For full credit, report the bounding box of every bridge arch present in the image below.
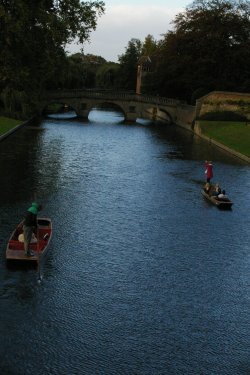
[155,108,173,124]
[42,100,78,118]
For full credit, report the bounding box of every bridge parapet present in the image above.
[45,89,181,107]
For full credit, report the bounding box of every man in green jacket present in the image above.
[23,202,42,257]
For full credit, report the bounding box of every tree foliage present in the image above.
[96,62,120,89]
[117,36,159,91]
[118,38,142,90]
[141,34,158,56]
[0,0,104,117]
[53,53,109,90]
[144,0,250,102]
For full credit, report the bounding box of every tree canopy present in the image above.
[144,0,250,102]
[118,38,142,90]
[0,0,105,117]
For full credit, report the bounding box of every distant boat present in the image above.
[201,186,233,209]
[6,218,52,263]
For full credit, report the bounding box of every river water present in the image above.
[0,110,249,375]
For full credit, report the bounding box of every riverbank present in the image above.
[194,120,250,163]
[0,116,23,135]
[0,116,30,141]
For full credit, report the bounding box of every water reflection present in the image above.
[136,118,153,126]
[89,108,124,123]
[47,110,77,119]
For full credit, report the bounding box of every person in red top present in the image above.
[205,160,213,183]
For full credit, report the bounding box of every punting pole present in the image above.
[33,193,42,283]
[37,225,43,283]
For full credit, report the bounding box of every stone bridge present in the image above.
[39,89,250,130]
[40,89,193,124]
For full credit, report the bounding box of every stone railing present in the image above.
[45,89,181,107]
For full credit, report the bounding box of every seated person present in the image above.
[217,189,229,201]
[204,182,210,193]
[211,184,221,196]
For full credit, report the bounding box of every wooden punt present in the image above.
[201,188,233,209]
[6,218,52,262]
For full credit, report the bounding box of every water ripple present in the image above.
[0,114,250,375]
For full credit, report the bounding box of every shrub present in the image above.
[199,111,247,122]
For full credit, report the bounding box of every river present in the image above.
[0,109,249,375]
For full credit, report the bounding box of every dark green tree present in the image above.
[57,53,107,89]
[145,0,250,101]
[118,38,142,90]
[0,0,105,117]
[96,62,120,89]
[141,34,158,56]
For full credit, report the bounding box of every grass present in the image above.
[199,121,250,158]
[0,116,23,136]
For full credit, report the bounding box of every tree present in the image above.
[56,53,109,90]
[0,0,105,117]
[141,34,158,56]
[118,38,142,90]
[96,62,120,89]
[145,0,250,101]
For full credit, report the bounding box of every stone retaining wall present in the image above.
[196,91,250,120]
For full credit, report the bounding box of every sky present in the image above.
[67,0,192,62]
